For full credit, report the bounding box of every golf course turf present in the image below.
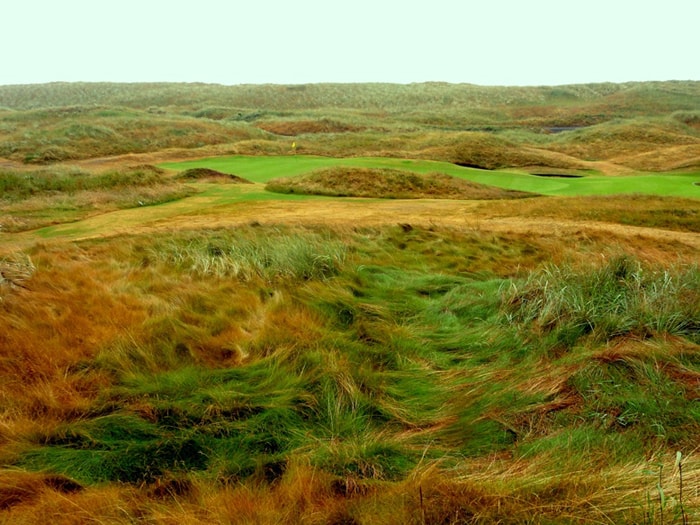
[161,155,700,198]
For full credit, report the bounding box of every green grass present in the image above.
[2,80,700,522]
[19,231,700,470]
[3,223,699,522]
[2,81,697,116]
[161,155,700,197]
[148,228,347,281]
[0,166,197,233]
[3,81,698,176]
[503,256,700,345]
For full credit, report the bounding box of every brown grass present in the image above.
[266,166,534,200]
[177,168,253,184]
[255,119,364,136]
[2,455,696,524]
[419,132,591,171]
[478,194,700,234]
[545,121,700,170]
[0,227,698,523]
[2,82,700,523]
[0,243,146,423]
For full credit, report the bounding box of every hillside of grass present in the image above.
[265,166,535,199]
[1,81,699,172]
[0,164,195,232]
[0,223,698,523]
[1,81,698,114]
[1,80,700,524]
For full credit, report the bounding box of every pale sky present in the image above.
[2,0,698,87]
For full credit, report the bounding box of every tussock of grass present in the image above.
[502,256,700,344]
[150,229,347,281]
[266,166,534,199]
[177,167,253,183]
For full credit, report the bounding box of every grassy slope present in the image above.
[0,224,698,524]
[1,81,700,524]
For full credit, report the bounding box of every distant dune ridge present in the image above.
[0,81,698,173]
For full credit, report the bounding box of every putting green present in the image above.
[160,156,700,198]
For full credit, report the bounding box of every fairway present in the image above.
[161,155,700,198]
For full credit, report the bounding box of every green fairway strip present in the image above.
[161,156,700,198]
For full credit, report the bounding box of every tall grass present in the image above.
[0,165,196,232]
[0,166,168,202]
[2,226,699,523]
[150,229,347,281]
[2,81,697,113]
[502,256,700,345]
[480,194,700,233]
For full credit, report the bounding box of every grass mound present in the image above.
[177,167,253,184]
[423,132,590,171]
[546,119,700,170]
[0,165,168,202]
[124,164,166,175]
[266,166,534,199]
[0,165,195,232]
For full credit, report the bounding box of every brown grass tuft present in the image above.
[177,168,253,183]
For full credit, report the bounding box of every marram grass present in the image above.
[1,226,699,523]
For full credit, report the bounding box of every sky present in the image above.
[2,0,698,87]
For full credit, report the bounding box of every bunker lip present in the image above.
[543,126,587,133]
[454,162,494,170]
[531,173,584,179]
